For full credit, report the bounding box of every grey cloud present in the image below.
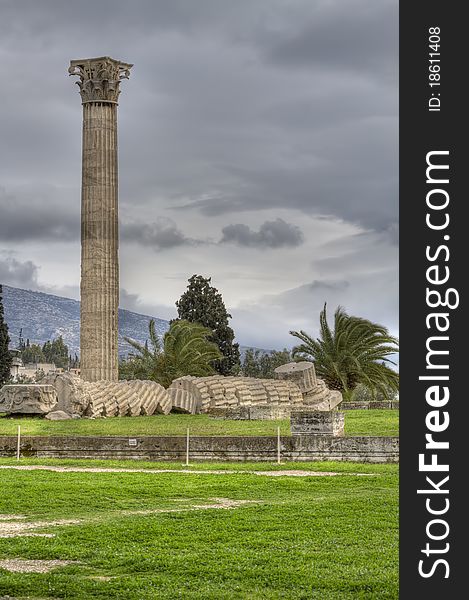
[187,97,396,226]
[0,1,397,234]
[0,254,81,299]
[120,288,176,321]
[221,218,303,249]
[261,0,397,81]
[312,227,398,280]
[0,254,39,289]
[119,289,141,313]
[232,273,398,349]
[120,218,197,251]
[383,222,399,246]
[0,1,398,345]
[0,0,262,40]
[0,186,78,243]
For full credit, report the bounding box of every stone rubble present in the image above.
[0,362,341,419]
[0,384,58,415]
[42,373,172,418]
[167,362,341,415]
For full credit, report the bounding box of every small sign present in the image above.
[128,438,138,447]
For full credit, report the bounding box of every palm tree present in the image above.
[290,304,399,401]
[120,319,162,382]
[120,319,222,387]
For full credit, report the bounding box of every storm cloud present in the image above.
[0,1,398,349]
[0,254,39,289]
[121,218,198,251]
[221,219,303,249]
[0,186,78,243]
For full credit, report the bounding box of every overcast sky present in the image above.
[0,0,398,349]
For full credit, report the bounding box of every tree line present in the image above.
[119,275,399,401]
[17,333,74,370]
[1,277,399,400]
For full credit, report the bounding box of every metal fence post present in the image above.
[16,425,21,461]
[277,426,281,464]
[185,427,190,466]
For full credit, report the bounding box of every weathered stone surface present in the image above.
[36,366,340,420]
[341,401,400,410]
[169,376,210,412]
[167,388,198,414]
[291,411,345,437]
[302,379,342,411]
[208,405,291,420]
[168,370,340,417]
[45,410,73,421]
[84,380,171,418]
[43,375,171,418]
[68,57,132,104]
[43,373,92,415]
[169,375,307,415]
[0,434,399,463]
[274,361,317,393]
[69,56,132,383]
[0,385,58,415]
[127,380,172,415]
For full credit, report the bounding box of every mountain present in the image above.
[1,285,169,358]
[1,285,266,360]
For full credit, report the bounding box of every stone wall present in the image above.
[290,411,345,436]
[208,406,292,420]
[0,435,399,463]
[341,401,400,410]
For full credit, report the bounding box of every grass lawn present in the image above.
[0,459,398,599]
[344,410,399,437]
[0,410,399,438]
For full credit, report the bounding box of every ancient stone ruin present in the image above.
[0,362,341,420]
[0,60,343,434]
[69,56,132,383]
[290,411,345,437]
[168,375,303,415]
[166,361,341,416]
[42,373,171,418]
[0,385,58,415]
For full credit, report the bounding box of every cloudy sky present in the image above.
[0,0,398,349]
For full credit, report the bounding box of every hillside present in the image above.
[1,285,169,358]
[1,285,262,360]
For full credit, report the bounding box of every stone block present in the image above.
[274,361,317,393]
[0,385,58,415]
[45,410,74,421]
[208,405,291,421]
[168,388,198,414]
[43,373,92,415]
[290,411,345,437]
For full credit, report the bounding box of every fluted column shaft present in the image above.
[69,56,132,383]
[80,102,119,382]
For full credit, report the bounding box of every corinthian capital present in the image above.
[68,56,132,104]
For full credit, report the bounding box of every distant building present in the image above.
[19,363,60,381]
[9,349,23,381]
[7,345,76,382]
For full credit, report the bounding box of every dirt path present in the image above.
[0,517,80,538]
[0,499,258,539]
[0,464,371,477]
[0,558,74,573]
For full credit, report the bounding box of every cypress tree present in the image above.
[175,275,240,375]
[0,285,12,385]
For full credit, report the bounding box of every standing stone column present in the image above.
[69,57,132,382]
